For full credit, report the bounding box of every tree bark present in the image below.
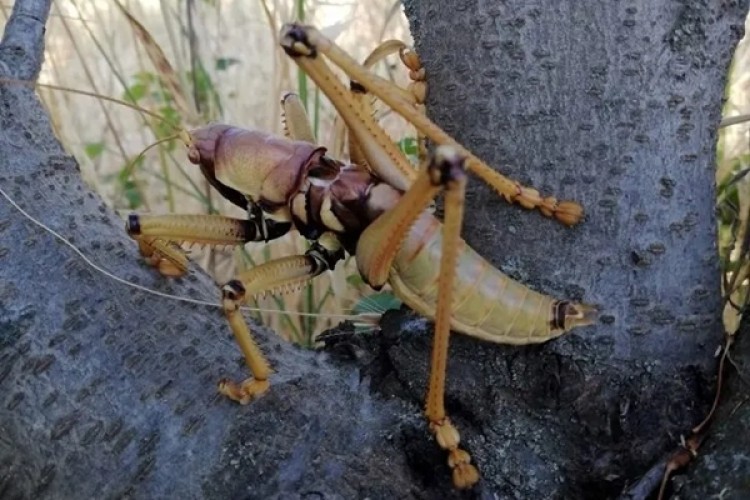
[396,0,748,497]
[1,1,749,499]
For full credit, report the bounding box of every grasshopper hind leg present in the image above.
[352,147,480,489]
[423,148,479,489]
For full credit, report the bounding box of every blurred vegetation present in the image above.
[717,19,750,336]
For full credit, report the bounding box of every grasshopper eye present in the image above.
[125,214,141,236]
[187,146,201,164]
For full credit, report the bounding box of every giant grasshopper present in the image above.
[119,23,597,489]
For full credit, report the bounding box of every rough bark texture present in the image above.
[1,1,749,499]
[397,0,748,496]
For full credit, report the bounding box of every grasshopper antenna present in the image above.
[0,77,194,183]
[121,132,183,181]
[0,78,179,126]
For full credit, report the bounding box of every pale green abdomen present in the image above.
[388,213,561,344]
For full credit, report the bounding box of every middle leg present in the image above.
[126,212,292,276]
[219,232,344,404]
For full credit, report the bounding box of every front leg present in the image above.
[345,40,428,168]
[125,212,344,404]
[126,213,291,276]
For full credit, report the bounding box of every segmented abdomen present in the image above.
[388,212,563,344]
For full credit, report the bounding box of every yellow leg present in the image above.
[281,92,316,143]
[135,236,190,277]
[354,159,438,288]
[346,40,428,169]
[218,234,343,404]
[324,40,418,165]
[280,24,582,226]
[393,45,428,165]
[361,40,420,104]
[424,150,478,489]
[126,213,292,277]
[126,213,344,405]
[220,281,272,404]
[281,29,415,192]
[364,40,427,166]
[353,146,480,488]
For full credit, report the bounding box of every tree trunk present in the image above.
[395,0,748,496]
[1,1,748,499]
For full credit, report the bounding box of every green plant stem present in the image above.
[157,142,175,211]
[313,86,320,139]
[296,0,307,110]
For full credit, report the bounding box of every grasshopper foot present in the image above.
[138,240,188,277]
[127,214,189,277]
[449,449,480,489]
[430,418,479,489]
[218,377,270,405]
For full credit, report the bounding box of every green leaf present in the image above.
[133,71,156,84]
[346,273,365,286]
[120,179,143,209]
[84,142,105,159]
[153,105,181,141]
[397,137,418,156]
[352,291,402,315]
[122,82,147,104]
[215,57,240,71]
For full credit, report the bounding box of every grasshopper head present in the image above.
[186,124,320,214]
[186,123,233,167]
[186,124,248,209]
